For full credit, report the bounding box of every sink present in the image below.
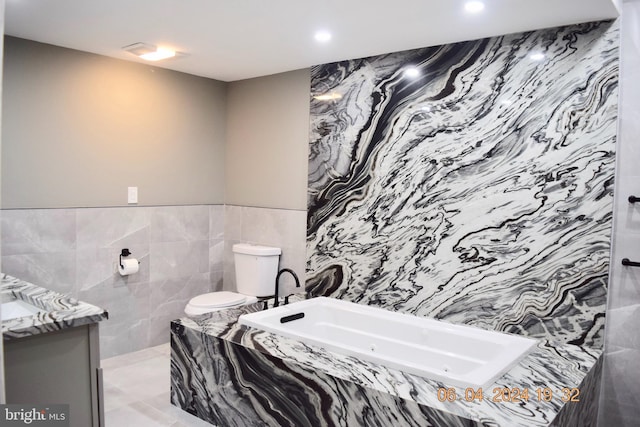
[1,300,43,321]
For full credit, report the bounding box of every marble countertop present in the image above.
[173,300,601,426]
[1,273,108,340]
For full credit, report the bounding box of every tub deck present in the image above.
[170,297,602,427]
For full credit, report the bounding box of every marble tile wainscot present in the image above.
[1,204,224,357]
[170,304,602,427]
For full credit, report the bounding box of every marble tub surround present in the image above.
[306,21,619,349]
[223,205,307,297]
[171,304,602,427]
[1,205,224,357]
[1,273,107,340]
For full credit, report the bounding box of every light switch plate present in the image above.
[128,187,138,204]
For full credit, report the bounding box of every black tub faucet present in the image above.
[274,268,300,308]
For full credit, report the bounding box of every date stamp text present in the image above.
[437,387,580,403]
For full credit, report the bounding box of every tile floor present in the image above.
[102,343,213,427]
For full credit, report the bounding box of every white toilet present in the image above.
[184,243,282,316]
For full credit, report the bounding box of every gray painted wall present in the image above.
[1,37,227,209]
[2,37,310,211]
[225,69,310,210]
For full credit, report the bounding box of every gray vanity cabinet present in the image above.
[4,323,104,427]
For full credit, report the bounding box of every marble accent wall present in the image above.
[1,205,224,357]
[307,21,619,348]
[598,2,640,425]
[223,205,307,297]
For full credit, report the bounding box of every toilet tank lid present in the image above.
[233,243,281,256]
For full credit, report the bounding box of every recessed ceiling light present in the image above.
[140,48,176,61]
[122,42,181,62]
[314,31,332,42]
[464,1,485,13]
[529,52,546,61]
[404,67,421,78]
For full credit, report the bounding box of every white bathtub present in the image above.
[238,297,537,388]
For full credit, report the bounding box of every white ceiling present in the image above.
[4,0,620,82]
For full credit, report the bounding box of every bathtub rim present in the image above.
[238,296,538,388]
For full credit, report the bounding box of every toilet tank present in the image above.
[233,243,281,297]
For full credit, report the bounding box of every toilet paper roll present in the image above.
[118,258,139,276]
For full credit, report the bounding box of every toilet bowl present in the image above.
[184,291,259,316]
[184,243,281,316]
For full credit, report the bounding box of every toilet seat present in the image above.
[189,291,247,309]
[185,291,258,317]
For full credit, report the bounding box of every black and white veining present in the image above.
[171,303,602,426]
[306,21,619,348]
[1,273,108,339]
